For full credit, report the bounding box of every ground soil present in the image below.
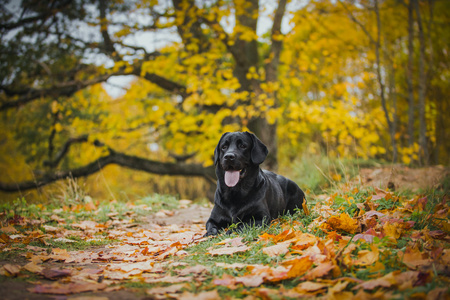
[359,165,449,192]
[1,166,448,299]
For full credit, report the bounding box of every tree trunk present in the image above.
[406,0,415,157]
[374,0,397,162]
[414,0,429,165]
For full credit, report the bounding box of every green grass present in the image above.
[287,153,385,195]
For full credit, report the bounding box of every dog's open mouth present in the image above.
[224,168,246,187]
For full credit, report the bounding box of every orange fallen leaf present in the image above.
[302,261,335,280]
[326,213,359,234]
[282,256,314,279]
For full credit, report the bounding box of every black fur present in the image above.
[205,132,305,236]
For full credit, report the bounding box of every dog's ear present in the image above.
[214,132,230,165]
[245,132,268,165]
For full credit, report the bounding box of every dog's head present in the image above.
[214,132,268,188]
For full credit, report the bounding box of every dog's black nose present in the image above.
[224,153,235,161]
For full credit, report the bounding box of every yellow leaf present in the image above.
[326,213,359,234]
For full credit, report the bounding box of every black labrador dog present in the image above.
[205,132,305,236]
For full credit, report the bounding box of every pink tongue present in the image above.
[225,171,240,187]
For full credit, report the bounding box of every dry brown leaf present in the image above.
[29,282,107,295]
[3,264,21,276]
[176,265,208,276]
[302,261,335,280]
[68,297,109,300]
[295,281,328,292]
[215,237,244,247]
[178,290,220,300]
[146,283,189,297]
[353,271,398,290]
[23,262,44,274]
[212,273,237,289]
[235,275,265,287]
[262,242,290,257]
[401,248,432,269]
[1,225,18,233]
[41,268,72,279]
[108,261,153,273]
[215,262,252,269]
[207,245,250,256]
[143,275,194,284]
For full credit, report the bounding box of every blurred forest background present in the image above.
[0,0,448,203]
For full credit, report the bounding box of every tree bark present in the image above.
[374,0,397,162]
[414,0,429,165]
[406,0,415,156]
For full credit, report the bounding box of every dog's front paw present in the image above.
[204,227,218,237]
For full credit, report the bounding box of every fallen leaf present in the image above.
[215,237,245,247]
[176,265,208,276]
[326,213,359,234]
[207,245,250,256]
[1,225,18,233]
[68,297,109,300]
[53,237,77,243]
[353,271,398,290]
[143,275,194,284]
[178,290,220,300]
[235,275,265,287]
[353,245,379,266]
[302,261,335,280]
[212,273,237,289]
[282,256,314,279]
[108,261,153,273]
[23,262,44,274]
[215,262,251,269]
[295,281,328,292]
[3,264,21,276]
[41,268,72,279]
[29,282,107,295]
[262,242,291,257]
[146,283,189,297]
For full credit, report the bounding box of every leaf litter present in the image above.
[0,183,449,299]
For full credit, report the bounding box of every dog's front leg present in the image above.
[204,205,230,236]
[205,220,219,236]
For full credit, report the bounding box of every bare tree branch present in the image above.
[0,149,215,193]
[43,135,89,168]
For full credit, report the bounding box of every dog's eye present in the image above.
[221,145,228,150]
[239,144,247,149]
